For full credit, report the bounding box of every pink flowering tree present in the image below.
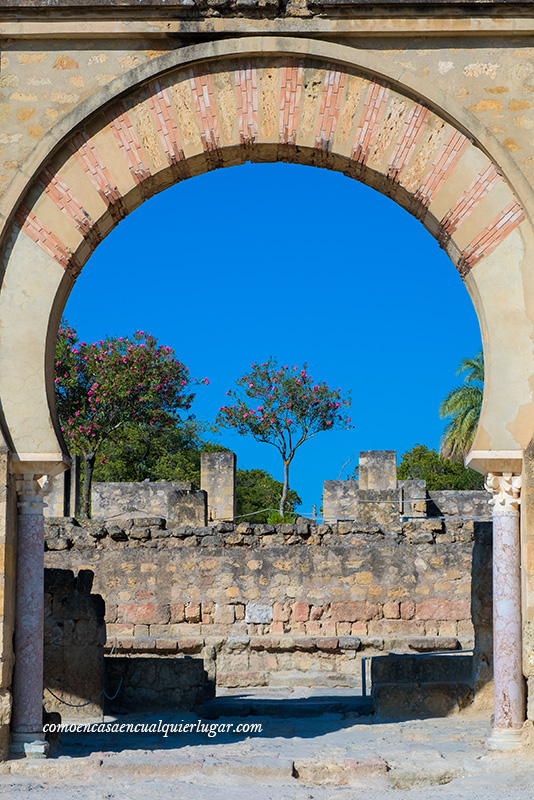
[55,320,206,516]
[217,358,352,517]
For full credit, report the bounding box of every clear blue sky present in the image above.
[63,161,482,513]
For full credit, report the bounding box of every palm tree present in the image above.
[439,351,484,460]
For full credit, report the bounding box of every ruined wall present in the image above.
[201,453,236,523]
[43,567,106,719]
[92,481,207,526]
[105,655,212,712]
[44,515,490,692]
[324,481,491,524]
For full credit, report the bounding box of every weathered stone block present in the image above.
[226,636,250,652]
[368,619,426,637]
[359,451,397,491]
[169,603,185,623]
[273,601,290,622]
[330,602,377,622]
[213,603,235,625]
[338,636,361,650]
[185,603,201,623]
[408,636,460,652]
[400,601,415,620]
[292,602,309,622]
[383,601,400,619]
[201,452,236,523]
[106,656,209,711]
[118,602,170,625]
[245,603,273,624]
[294,637,315,651]
[416,598,471,621]
[316,637,338,652]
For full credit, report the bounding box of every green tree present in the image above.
[217,358,352,515]
[55,320,204,516]
[439,351,484,459]
[397,444,484,490]
[94,421,227,487]
[235,468,301,523]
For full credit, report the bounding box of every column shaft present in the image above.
[486,472,525,750]
[493,510,524,730]
[10,474,48,757]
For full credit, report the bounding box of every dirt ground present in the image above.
[1,690,533,799]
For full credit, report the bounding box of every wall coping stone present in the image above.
[44,516,489,552]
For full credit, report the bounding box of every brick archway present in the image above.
[1,33,533,755]
[0,44,532,472]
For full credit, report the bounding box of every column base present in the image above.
[10,731,49,758]
[487,727,523,751]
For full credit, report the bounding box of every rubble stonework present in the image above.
[43,568,106,719]
[44,513,491,691]
[91,481,207,526]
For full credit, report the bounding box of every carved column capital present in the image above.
[485,472,522,514]
[15,473,48,516]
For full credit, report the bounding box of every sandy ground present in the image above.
[0,690,533,799]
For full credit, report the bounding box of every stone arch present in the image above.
[0,38,533,477]
[2,33,533,756]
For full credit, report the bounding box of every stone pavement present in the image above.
[0,689,533,799]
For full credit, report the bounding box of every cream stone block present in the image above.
[466,227,534,452]
[0,232,64,455]
[53,154,108,223]
[453,177,518,251]
[90,123,137,198]
[168,76,205,159]
[295,65,325,150]
[331,73,369,157]
[212,68,239,149]
[429,146,491,222]
[257,62,280,144]
[366,94,411,174]
[28,193,85,253]
[400,116,450,195]
[124,92,167,175]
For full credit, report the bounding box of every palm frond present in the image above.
[439,351,484,459]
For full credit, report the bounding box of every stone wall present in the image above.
[105,655,212,712]
[92,481,207,526]
[428,491,491,519]
[359,451,397,491]
[323,451,491,524]
[44,515,491,694]
[43,568,106,719]
[201,452,236,523]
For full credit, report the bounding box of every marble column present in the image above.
[10,474,48,758]
[485,472,525,750]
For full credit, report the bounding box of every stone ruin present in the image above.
[42,451,494,718]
